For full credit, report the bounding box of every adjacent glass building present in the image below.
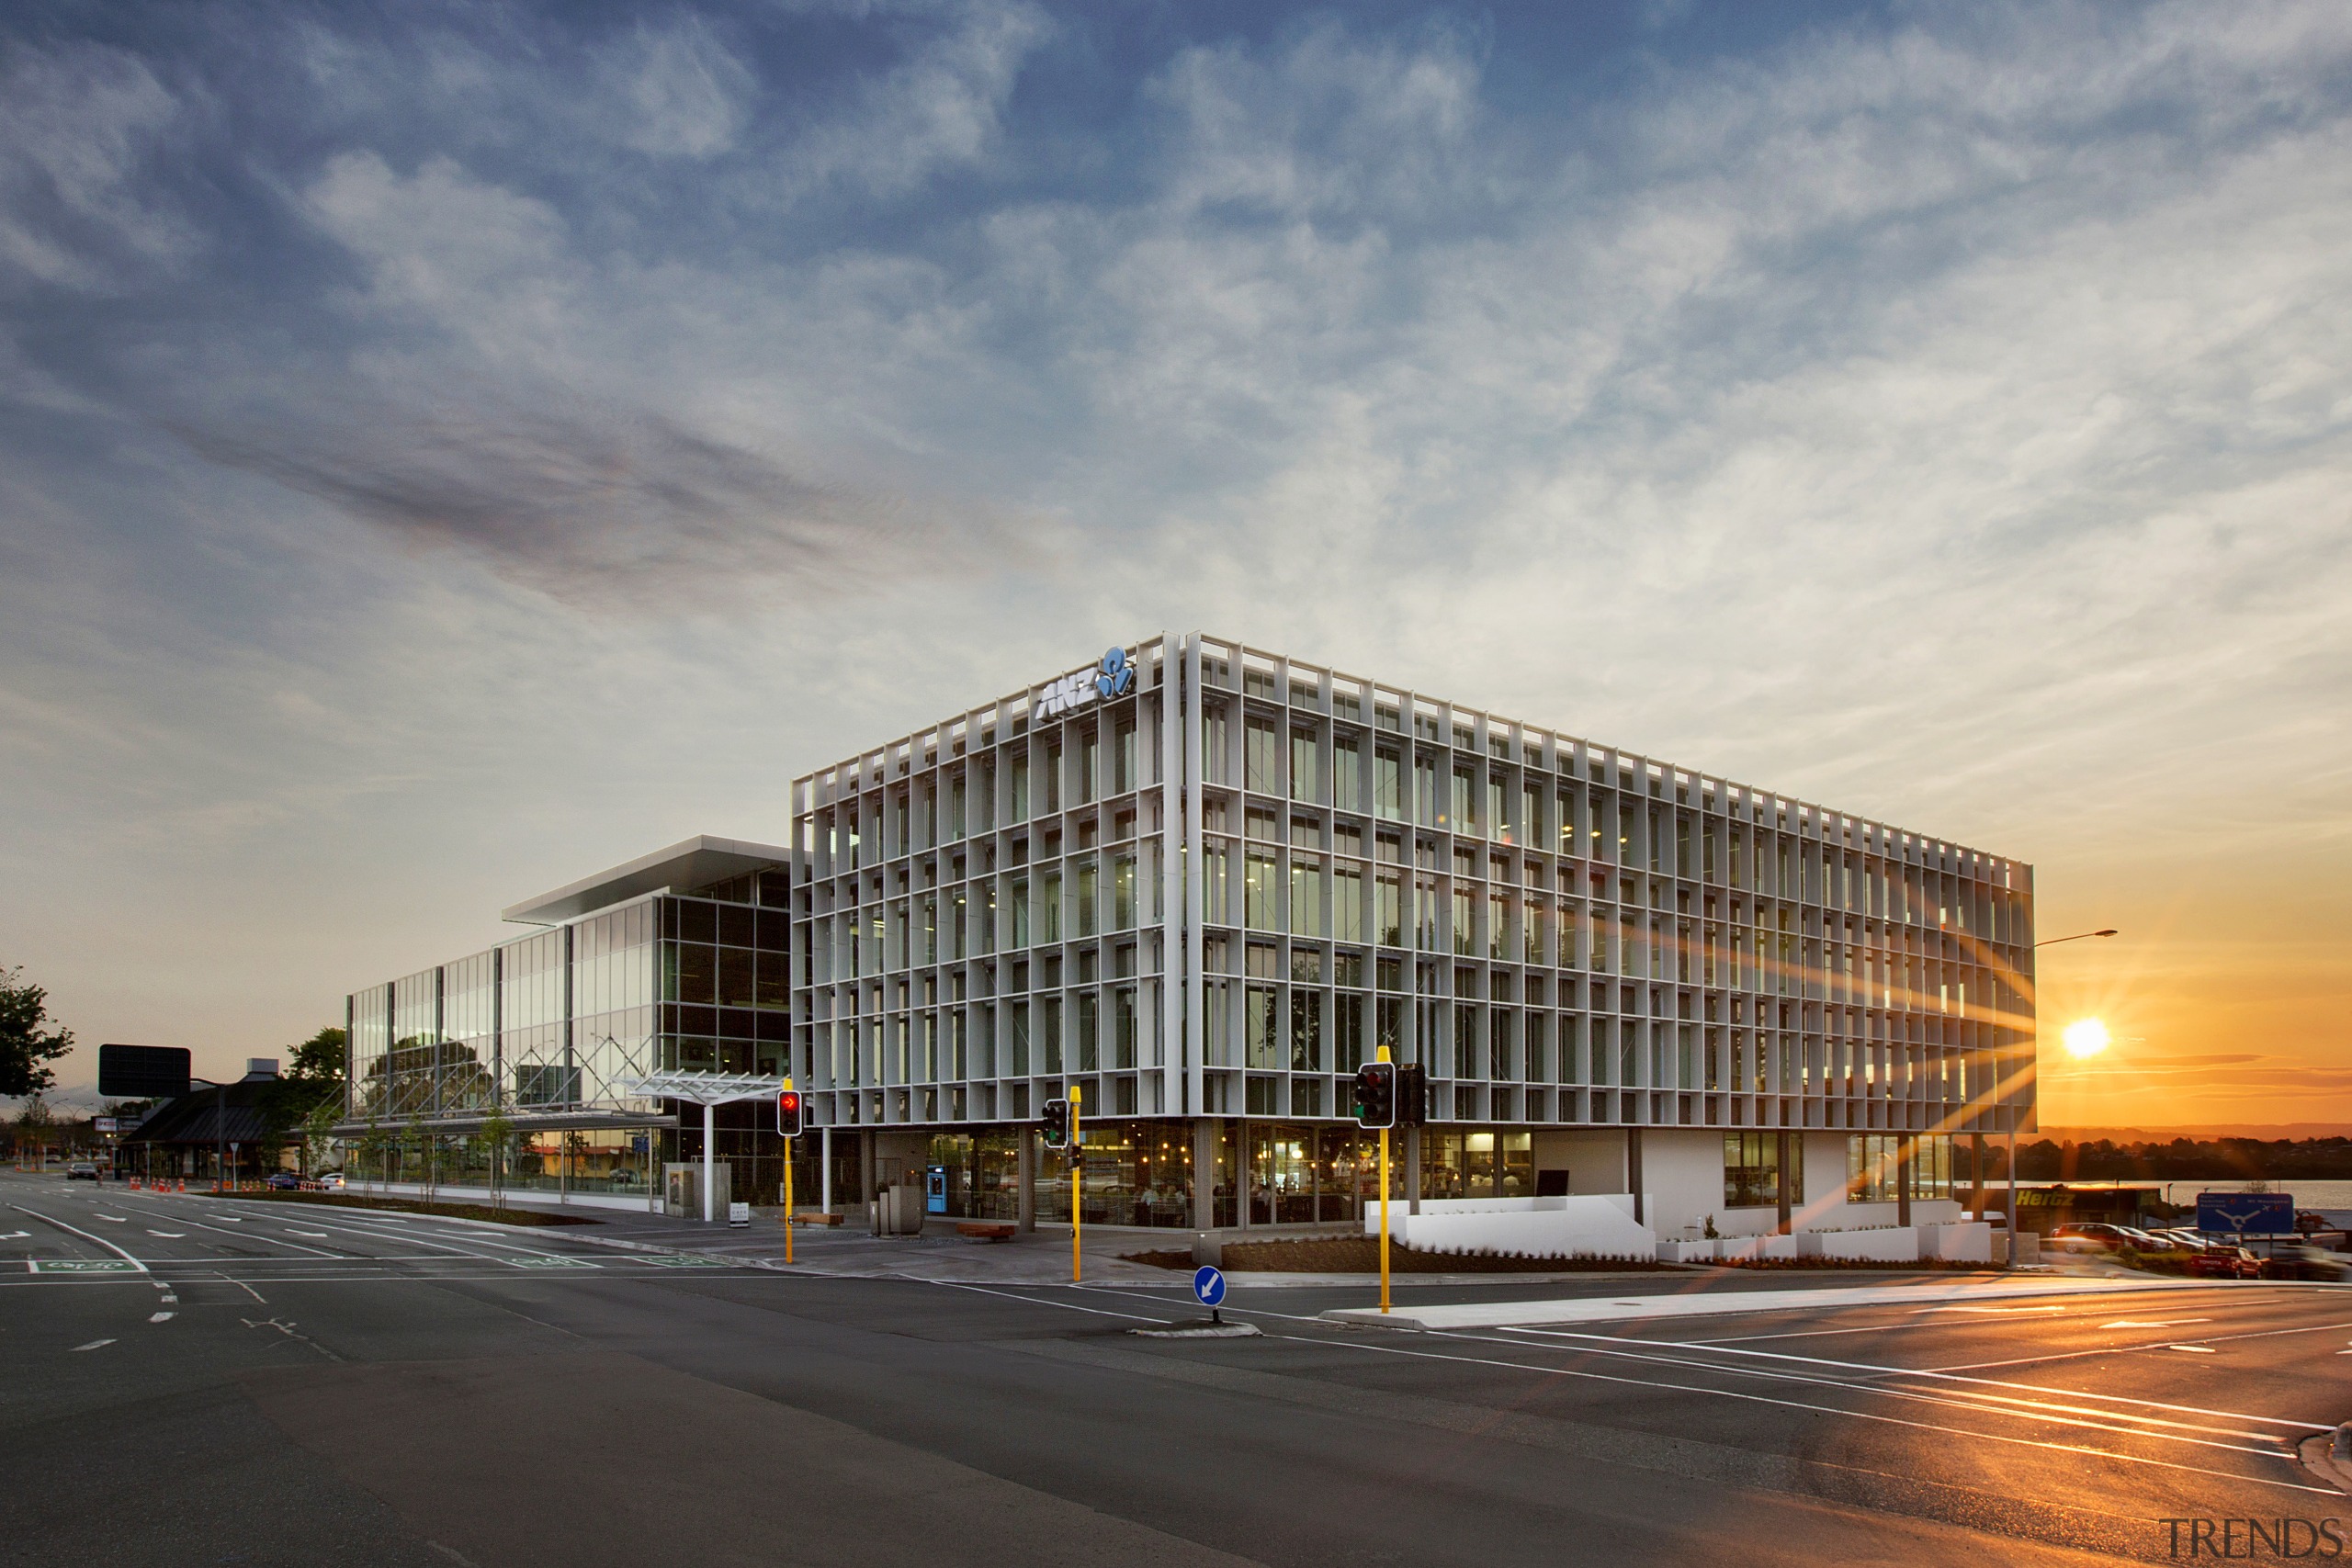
[344,633,2037,1236]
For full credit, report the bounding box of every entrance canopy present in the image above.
[618,1071,784,1107]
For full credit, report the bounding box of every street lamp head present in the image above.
[2094,929,2118,938]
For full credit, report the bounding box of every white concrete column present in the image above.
[821,1124,833,1213]
[703,1100,716,1223]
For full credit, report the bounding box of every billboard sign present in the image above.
[97,1043,192,1100]
[2195,1191,2295,1235]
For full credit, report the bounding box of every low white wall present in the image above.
[1368,1195,1656,1260]
[1922,1221,1992,1262]
[1797,1227,1918,1262]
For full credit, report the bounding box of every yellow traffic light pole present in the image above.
[782,1077,795,1265]
[1069,1084,1083,1283]
[1376,1046,1392,1314]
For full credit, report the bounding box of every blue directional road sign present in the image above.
[1192,1265,1227,1309]
[2197,1190,2295,1235]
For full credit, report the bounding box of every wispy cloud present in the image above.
[0,1,2346,1104]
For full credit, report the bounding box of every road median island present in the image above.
[1322,1272,2206,1329]
[1124,1237,1663,1274]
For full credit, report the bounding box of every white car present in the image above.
[321,1172,347,1190]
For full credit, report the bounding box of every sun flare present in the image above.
[2061,1018,2112,1060]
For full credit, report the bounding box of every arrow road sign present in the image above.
[1193,1265,1227,1309]
[2196,1191,2295,1235]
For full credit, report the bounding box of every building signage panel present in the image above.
[1035,648,1134,722]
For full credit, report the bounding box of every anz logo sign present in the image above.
[1035,647,1135,722]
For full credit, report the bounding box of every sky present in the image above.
[3,0,2347,1129]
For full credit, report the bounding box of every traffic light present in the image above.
[1351,1062,1396,1129]
[1040,1098,1070,1148]
[775,1088,804,1138]
[1395,1063,1430,1128]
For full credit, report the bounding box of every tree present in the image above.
[0,968,74,1099]
[260,1025,347,1177]
[478,1101,513,1212]
[284,1026,346,1086]
[300,1098,340,1179]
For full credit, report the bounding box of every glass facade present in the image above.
[789,633,2035,1156]
[339,630,2031,1234]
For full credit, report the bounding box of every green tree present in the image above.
[260,1024,347,1177]
[478,1102,513,1212]
[0,968,74,1099]
[284,1026,346,1085]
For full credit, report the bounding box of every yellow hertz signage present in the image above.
[1035,648,1135,722]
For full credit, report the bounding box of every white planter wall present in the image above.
[1368,1195,1657,1260]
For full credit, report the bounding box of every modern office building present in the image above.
[342,632,2037,1241]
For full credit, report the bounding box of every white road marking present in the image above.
[287,1229,332,1238]
[1502,1325,2336,1431]
[159,1294,178,1304]
[149,1311,174,1323]
[95,1214,128,1223]
[0,1230,28,1239]
[10,1205,151,1273]
[111,1203,342,1258]
[71,1338,115,1351]
[2103,1319,2209,1329]
[2170,1344,2216,1353]
[1298,1330,2338,1496]
[148,1231,186,1238]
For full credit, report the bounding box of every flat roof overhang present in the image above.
[330,1111,682,1138]
[502,834,792,925]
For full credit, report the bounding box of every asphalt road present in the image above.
[5,1170,2347,1567]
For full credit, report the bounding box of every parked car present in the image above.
[66,1161,100,1181]
[265,1172,303,1191]
[2047,1223,2161,1253]
[2184,1245,2262,1279]
[321,1173,347,1190]
[2151,1228,2208,1250]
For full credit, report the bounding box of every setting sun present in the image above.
[2060,1018,2112,1060]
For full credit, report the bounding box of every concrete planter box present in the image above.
[1657,1239,1716,1264]
[1921,1221,1993,1263]
[1797,1227,1920,1263]
[1718,1233,1799,1263]
[1368,1194,1655,1260]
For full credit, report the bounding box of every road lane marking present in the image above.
[1470,1329,2300,1451]
[1926,1316,2352,1374]
[2103,1319,2209,1328]
[109,1203,343,1258]
[1527,1325,2342,1430]
[149,1312,174,1323]
[287,1229,332,1238]
[11,1206,151,1273]
[924,1279,1170,1323]
[95,1214,128,1223]
[148,1231,186,1237]
[1286,1329,2339,1496]
[71,1338,116,1351]
[2169,1345,2216,1353]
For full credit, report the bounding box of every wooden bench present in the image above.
[956,1222,1017,1242]
[785,1212,844,1226]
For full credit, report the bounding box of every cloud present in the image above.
[173,399,988,605]
[792,1,1051,195]
[594,15,753,158]
[0,39,188,288]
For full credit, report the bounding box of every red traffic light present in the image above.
[776,1089,804,1138]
